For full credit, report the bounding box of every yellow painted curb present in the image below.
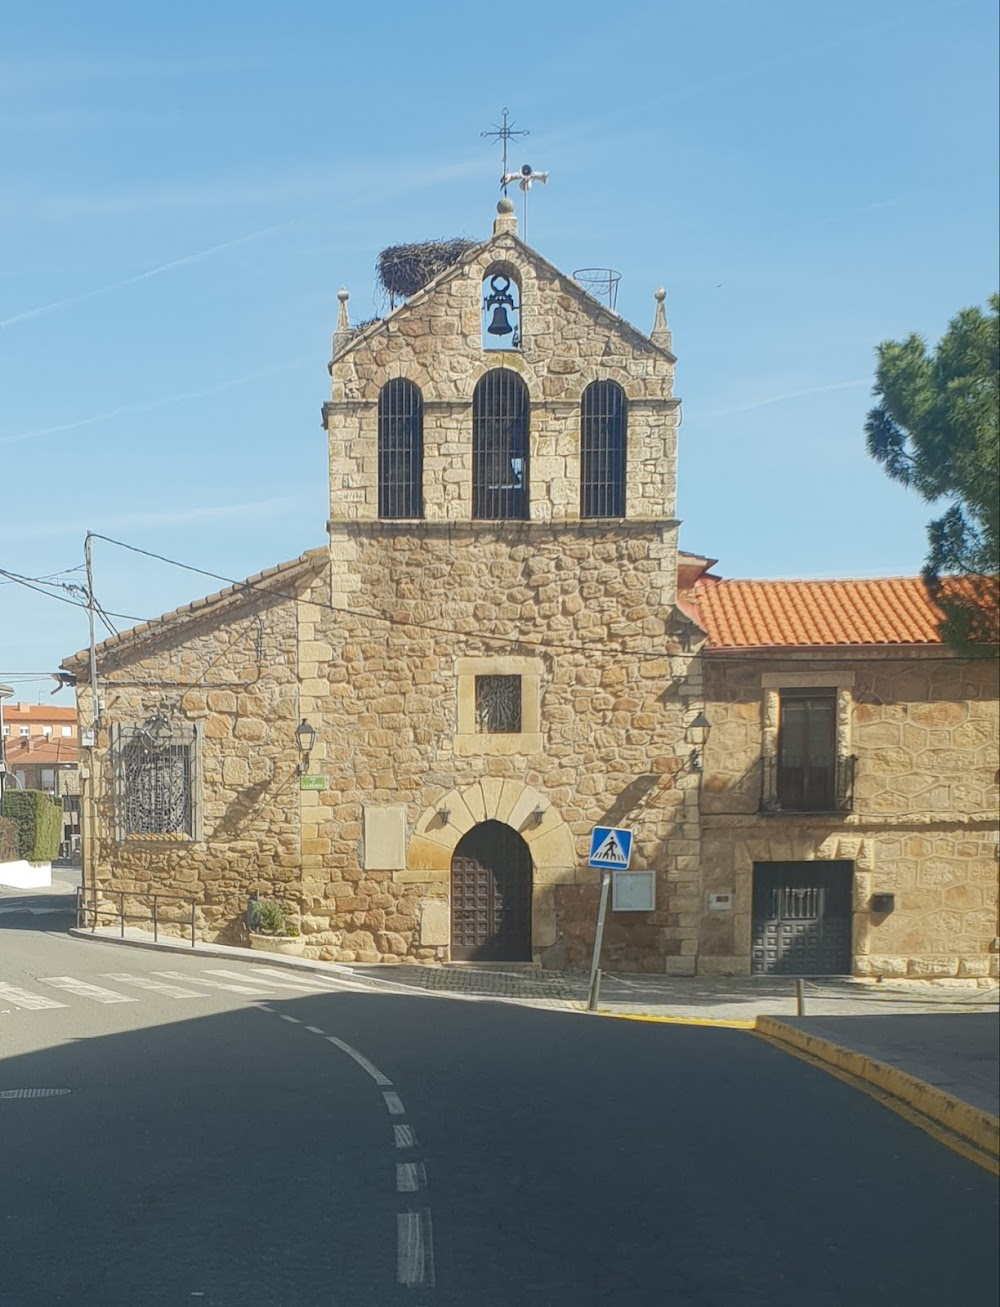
[755,1015,1000,1164]
[595,1011,756,1030]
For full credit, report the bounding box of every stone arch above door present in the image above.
[408,779,575,874]
[406,779,576,956]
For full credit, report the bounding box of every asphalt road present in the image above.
[1,909,997,1306]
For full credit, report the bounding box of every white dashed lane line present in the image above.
[324,1035,393,1086]
[397,1209,435,1289]
[396,1162,427,1193]
[257,1007,435,1290]
[393,1125,418,1149]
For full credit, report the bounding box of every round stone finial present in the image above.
[497,197,515,215]
[654,287,666,302]
[337,288,350,303]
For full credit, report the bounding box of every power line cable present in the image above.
[86,533,984,666]
[88,533,701,662]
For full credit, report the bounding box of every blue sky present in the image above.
[1,0,998,697]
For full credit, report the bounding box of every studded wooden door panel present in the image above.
[750,861,852,976]
[450,821,532,961]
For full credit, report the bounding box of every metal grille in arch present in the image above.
[581,380,627,518]
[472,370,529,520]
[378,379,423,519]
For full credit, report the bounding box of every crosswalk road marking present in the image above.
[203,968,346,994]
[102,972,210,999]
[0,982,68,1011]
[39,976,137,1005]
[153,970,273,995]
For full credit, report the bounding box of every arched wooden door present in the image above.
[450,821,533,961]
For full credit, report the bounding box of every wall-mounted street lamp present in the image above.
[295,719,317,774]
[530,807,546,827]
[437,807,451,826]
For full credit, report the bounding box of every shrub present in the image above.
[256,898,286,935]
[0,815,17,863]
[0,790,63,861]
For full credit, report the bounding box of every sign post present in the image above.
[588,870,612,1011]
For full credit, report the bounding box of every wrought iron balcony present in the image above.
[759,752,856,815]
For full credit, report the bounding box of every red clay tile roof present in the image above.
[4,703,77,722]
[4,736,78,765]
[694,577,954,649]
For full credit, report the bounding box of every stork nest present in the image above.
[377,238,477,302]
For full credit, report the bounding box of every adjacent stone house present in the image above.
[63,201,999,978]
[691,574,999,979]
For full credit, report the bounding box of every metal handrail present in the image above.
[75,887,301,947]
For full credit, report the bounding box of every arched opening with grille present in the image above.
[472,370,529,520]
[378,378,423,519]
[580,380,627,518]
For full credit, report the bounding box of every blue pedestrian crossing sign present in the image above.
[588,826,633,870]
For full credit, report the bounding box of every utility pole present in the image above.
[85,532,99,734]
[82,532,99,908]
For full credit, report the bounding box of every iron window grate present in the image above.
[115,723,196,838]
[475,675,522,733]
[581,380,627,518]
[473,370,529,520]
[378,378,423,519]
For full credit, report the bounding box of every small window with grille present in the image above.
[113,721,200,840]
[581,380,627,518]
[475,675,522,733]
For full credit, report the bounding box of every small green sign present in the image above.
[299,775,327,791]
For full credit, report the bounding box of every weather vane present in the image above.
[482,108,529,195]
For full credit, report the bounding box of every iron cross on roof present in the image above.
[481,108,529,195]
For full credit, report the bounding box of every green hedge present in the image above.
[0,790,62,862]
[0,815,17,863]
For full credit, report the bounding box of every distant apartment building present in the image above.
[1,701,80,847]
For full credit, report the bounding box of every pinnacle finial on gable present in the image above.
[332,288,351,356]
[651,287,671,350]
[493,197,518,237]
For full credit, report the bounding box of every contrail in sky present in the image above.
[0,216,302,329]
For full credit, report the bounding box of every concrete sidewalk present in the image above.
[770,1012,999,1117]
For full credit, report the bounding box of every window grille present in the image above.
[378,378,423,519]
[475,675,522,733]
[114,723,197,838]
[472,370,529,520]
[581,380,627,518]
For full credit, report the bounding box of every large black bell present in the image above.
[487,304,514,337]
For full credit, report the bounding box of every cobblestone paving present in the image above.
[350,964,582,1001]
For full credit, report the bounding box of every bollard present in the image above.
[152,896,158,943]
[796,978,805,1016]
[190,899,196,946]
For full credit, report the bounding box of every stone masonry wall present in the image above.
[698,653,1000,977]
[77,582,312,944]
[296,525,703,970]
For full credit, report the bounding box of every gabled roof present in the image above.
[695,577,954,650]
[3,703,77,722]
[4,735,78,766]
[61,548,327,674]
[336,229,677,364]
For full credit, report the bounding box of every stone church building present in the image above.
[65,200,999,978]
